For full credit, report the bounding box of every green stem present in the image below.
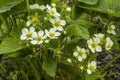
[26,0,30,15]
[20,70,29,80]
[0,25,4,39]
[101,54,120,73]
[26,58,41,80]
[0,63,8,76]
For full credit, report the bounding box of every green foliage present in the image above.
[42,60,57,78]
[85,71,104,80]
[0,38,23,54]
[37,0,51,5]
[77,0,99,5]
[2,52,21,59]
[58,63,78,76]
[77,0,120,17]
[66,25,89,40]
[0,0,23,13]
[72,5,83,19]
[0,0,119,80]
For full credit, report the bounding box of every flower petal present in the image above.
[82,54,87,59]
[30,27,35,32]
[88,45,95,53]
[87,69,92,74]
[38,31,44,36]
[31,40,38,45]
[91,61,97,66]
[26,20,31,26]
[38,41,43,44]
[49,18,54,24]
[78,56,82,62]
[96,46,102,52]
[93,38,100,44]
[73,52,78,57]
[55,32,61,36]
[22,28,28,34]
[58,26,63,31]
[20,35,26,40]
[60,20,66,26]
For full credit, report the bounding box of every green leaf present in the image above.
[0,0,23,13]
[72,5,83,19]
[10,20,26,39]
[42,60,57,78]
[71,13,93,28]
[0,38,23,54]
[77,0,120,17]
[78,0,99,5]
[66,25,90,40]
[2,52,20,59]
[9,1,27,15]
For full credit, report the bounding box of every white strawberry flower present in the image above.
[30,4,40,10]
[105,37,113,50]
[45,28,61,39]
[107,25,116,35]
[49,17,66,31]
[87,38,102,53]
[87,61,97,74]
[31,30,47,45]
[73,46,87,62]
[94,33,105,44]
[20,27,35,40]
[46,4,60,17]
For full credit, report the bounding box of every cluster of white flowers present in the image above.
[87,33,113,53]
[20,27,46,44]
[46,4,66,32]
[20,3,67,45]
[20,3,116,75]
[72,32,114,74]
[30,4,46,10]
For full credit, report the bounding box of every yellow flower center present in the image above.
[109,27,113,32]
[49,32,55,38]
[50,10,55,15]
[106,42,111,48]
[26,32,32,38]
[77,50,83,56]
[91,42,97,48]
[89,65,95,71]
[54,21,60,27]
[100,37,104,43]
[31,17,38,24]
[36,36,42,41]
